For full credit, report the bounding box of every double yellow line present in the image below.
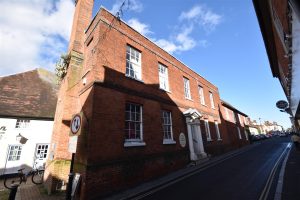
[259,143,292,200]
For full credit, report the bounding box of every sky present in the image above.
[0,0,292,129]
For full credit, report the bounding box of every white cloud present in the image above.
[155,39,178,54]
[154,26,196,54]
[111,0,143,16]
[175,25,196,51]
[127,18,152,36]
[179,5,222,32]
[179,6,202,21]
[0,0,74,76]
[154,5,221,54]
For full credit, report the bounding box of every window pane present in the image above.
[162,111,173,140]
[126,46,141,80]
[125,103,142,141]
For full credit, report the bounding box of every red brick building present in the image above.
[220,100,250,149]
[44,1,249,198]
[253,0,300,130]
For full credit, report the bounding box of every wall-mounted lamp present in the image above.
[16,133,28,144]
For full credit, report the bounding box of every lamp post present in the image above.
[259,118,263,134]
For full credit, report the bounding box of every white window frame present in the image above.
[7,145,22,161]
[225,107,230,120]
[162,111,176,144]
[238,114,241,124]
[209,92,215,109]
[158,63,169,91]
[214,121,221,140]
[269,0,289,53]
[244,117,248,125]
[15,119,30,129]
[183,77,191,99]
[205,120,212,141]
[124,103,145,147]
[198,86,205,105]
[237,127,242,139]
[233,112,237,123]
[126,45,142,81]
[244,129,249,140]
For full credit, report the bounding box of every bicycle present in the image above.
[4,163,45,189]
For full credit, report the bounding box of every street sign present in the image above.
[276,100,288,109]
[68,136,78,153]
[70,114,82,136]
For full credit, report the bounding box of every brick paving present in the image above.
[0,178,65,200]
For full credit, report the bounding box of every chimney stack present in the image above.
[68,0,94,53]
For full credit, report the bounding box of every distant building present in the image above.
[220,100,250,149]
[263,121,284,133]
[0,69,57,175]
[253,0,300,130]
[248,119,283,135]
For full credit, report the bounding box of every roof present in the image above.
[221,99,248,117]
[0,68,58,119]
[252,0,280,77]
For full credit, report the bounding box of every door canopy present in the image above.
[183,108,202,122]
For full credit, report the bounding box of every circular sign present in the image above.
[179,133,186,148]
[276,100,288,109]
[70,114,81,135]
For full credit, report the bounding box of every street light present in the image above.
[16,133,28,144]
[259,118,263,134]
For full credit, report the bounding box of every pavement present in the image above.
[281,144,300,200]
[1,138,300,200]
[0,177,65,200]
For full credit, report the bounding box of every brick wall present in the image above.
[47,4,249,198]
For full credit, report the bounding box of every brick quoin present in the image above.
[45,1,250,198]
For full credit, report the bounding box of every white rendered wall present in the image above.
[249,127,259,135]
[291,10,300,116]
[0,118,53,175]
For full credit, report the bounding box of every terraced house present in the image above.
[44,0,249,198]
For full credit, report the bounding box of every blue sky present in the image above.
[0,0,291,129]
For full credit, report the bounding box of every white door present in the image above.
[191,125,201,154]
[34,144,49,169]
[5,145,23,174]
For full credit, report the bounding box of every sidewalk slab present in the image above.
[0,178,65,200]
[281,145,300,200]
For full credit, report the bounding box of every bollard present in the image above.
[8,184,19,200]
[66,172,74,200]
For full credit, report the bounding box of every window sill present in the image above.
[159,88,172,94]
[125,75,144,84]
[163,140,176,145]
[185,97,193,102]
[124,141,146,147]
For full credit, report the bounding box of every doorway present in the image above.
[5,145,23,174]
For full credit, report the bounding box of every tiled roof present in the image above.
[0,68,58,119]
[221,99,248,117]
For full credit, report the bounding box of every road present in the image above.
[135,137,291,200]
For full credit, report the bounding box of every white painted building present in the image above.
[0,69,57,175]
[249,127,260,135]
[0,118,53,174]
